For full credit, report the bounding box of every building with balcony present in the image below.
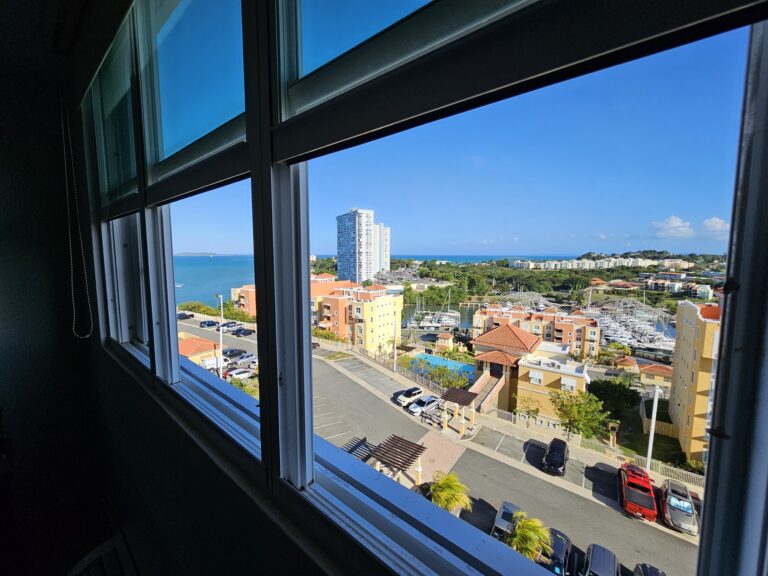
[469,323,589,418]
[669,302,721,462]
[471,305,600,358]
[231,284,257,317]
[336,209,391,283]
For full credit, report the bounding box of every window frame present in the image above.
[77,1,768,575]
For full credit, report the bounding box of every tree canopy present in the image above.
[549,390,609,440]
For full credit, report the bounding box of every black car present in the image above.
[199,320,219,328]
[232,328,255,337]
[177,312,194,320]
[633,564,667,576]
[538,528,572,575]
[222,347,246,359]
[541,438,569,476]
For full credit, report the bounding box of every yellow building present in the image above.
[469,324,589,418]
[669,301,721,462]
[346,285,403,355]
[639,363,674,390]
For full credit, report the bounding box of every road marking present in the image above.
[324,430,352,440]
[495,435,505,452]
[582,474,586,488]
[520,448,528,463]
[314,421,343,429]
[315,412,333,418]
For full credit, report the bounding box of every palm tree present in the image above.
[428,471,472,513]
[505,511,553,562]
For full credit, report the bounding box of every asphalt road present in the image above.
[176,324,697,575]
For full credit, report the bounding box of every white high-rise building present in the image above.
[337,209,391,283]
[373,223,391,273]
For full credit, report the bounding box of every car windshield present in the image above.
[626,485,655,510]
[500,510,516,523]
[546,450,564,464]
[668,494,694,514]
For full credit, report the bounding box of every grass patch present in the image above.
[616,406,684,464]
[230,377,259,399]
[644,398,673,423]
[326,352,353,361]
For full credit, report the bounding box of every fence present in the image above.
[357,349,448,397]
[630,455,705,489]
[639,400,678,438]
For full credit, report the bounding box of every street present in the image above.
[176,320,698,575]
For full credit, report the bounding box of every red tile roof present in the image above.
[591,278,607,285]
[310,280,358,298]
[475,350,520,366]
[366,284,387,291]
[437,333,452,339]
[640,364,673,377]
[616,355,638,366]
[178,336,217,357]
[471,324,541,356]
[697,304,721,321]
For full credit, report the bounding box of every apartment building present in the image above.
[669,302,721,462]
[639,363,674,391]
[231,284,257,317]
[470,324,589,418]
[471,305,600,357]
[310,272,336,283]
[644,278,684,293]
[312,282,403,354]
[336,209,391,282]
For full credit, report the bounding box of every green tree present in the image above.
[514,396,540,427]
[504,511,553,562]
[607,342,631,355]
[571,289,587,307]
[427,471,472,512]
[549,390,609,440]
[587,378,640,419]
[397,355,414,371]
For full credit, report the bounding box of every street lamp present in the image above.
[217,294,224,379]
[646,386,660,468]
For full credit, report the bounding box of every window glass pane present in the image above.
[298,0,430,76]
[279,0,532,118]
[104,213,148,348]
[138,0,245,179]
[306,28,747,575]
[91,17,137,206]
[168,180,259,407]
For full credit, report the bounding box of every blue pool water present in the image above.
[414,353,475,383]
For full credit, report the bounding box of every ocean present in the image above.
[172,253,577,305]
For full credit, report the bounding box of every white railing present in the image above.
[630,455,705,489]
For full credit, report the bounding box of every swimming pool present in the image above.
[413,353,475,383]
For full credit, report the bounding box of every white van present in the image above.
[199,356,227,371]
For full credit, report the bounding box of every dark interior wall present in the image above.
[0,79,109,574]
[88,350,325,576]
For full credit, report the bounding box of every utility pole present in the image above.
[646,386,660,468]
[217,294,224,379]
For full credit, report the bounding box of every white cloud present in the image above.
[598,232,608,240]
[702,217,730,240]
[652,215,694,238]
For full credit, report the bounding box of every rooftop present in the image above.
[471,324,542,355]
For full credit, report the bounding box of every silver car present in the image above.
[660,479,698,535]
[490,501,521,540]
[407,395,439,416]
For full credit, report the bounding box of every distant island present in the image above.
[175,252,218,257]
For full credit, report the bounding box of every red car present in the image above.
[619,463,658,521]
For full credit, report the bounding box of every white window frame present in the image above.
[79,2,768,575]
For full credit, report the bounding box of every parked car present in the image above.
[407,395,439,416]
[538,528,572,575]
[232,328,255,337]
[199,320,219,328]
[311,342,320,350]
[235,352,257,365]
[541,438,569,476]
[177,312,194,320]
[248,360,259,370]
[199,356,226,371]
[618,463,658,522]
[634,564,667,576]
[397,387,423,407]
[490,501,522,541]
[659,479,699,535]
[580,544,619,576]
[217,321,239,332]
[222,347,246,359]
[227,368,254,381]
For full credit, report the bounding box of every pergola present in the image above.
[370,435,427,484]
[441,389,479,433]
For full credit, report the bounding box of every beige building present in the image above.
[669,301,721,462]
[639,363,673,390]
[471,305,600,358]
[470,324,589,418]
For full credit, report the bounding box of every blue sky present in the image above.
[170,19,749,257]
